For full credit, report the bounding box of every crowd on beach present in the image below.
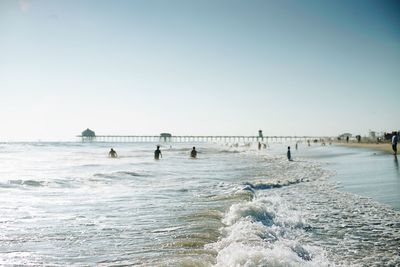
[106,131,399,162]
[334,130,399,156]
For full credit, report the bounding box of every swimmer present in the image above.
[109,148,118,158]
[287,146,292,161]
[154,145,162,160]
[190,147,197,158]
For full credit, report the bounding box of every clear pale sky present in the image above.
[0,0,399,141]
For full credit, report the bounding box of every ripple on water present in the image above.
[7,179,46,187]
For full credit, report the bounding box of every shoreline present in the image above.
[334,142,396,154]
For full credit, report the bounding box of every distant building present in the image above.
[160,133,172,142]
[82,128,96,137]
[81,128,96,142]
[339,133,352,139]
[369,130,376,139]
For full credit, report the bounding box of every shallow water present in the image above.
[285,144,400,210]
[0,142,399,266]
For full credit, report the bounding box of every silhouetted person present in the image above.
[307,140,310,147]
[287,146,292,161]
[258,142,261,150]
[295,142,298,150]
[109,148,118,158]
[346,136,349,143]
[190,147,197,158]
[154,145,162,160]
[392,132,398,155]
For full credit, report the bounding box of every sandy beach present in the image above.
[335,142,396,154]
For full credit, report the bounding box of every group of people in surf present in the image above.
[154,146,197,159]
[108,146,198,160]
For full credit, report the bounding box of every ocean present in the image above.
[0,142,399,266]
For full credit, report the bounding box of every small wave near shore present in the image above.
[199,152,400,267]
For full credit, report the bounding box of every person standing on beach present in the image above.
[258,142,261,150]
[392,132,398,155]
[287,146,292,161]
[190,147,197,158]
[154,145,162,160]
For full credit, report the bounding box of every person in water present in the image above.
[154,145,162,160]
[190,147,197,158]
[287,146,292,161]
[392,132,398,155]
[109,148,118,158]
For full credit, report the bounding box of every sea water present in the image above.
[0,142,399,266]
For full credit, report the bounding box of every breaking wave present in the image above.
[207,195,331,267]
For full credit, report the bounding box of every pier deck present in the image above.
[77,135,331,143]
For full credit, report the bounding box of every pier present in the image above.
[78,129,330,143]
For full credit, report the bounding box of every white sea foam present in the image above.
[208,195,332,267]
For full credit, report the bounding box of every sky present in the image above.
[0,0,399,141]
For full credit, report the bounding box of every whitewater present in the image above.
[0,142,399,266]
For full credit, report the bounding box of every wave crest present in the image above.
[208,196,330,266]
